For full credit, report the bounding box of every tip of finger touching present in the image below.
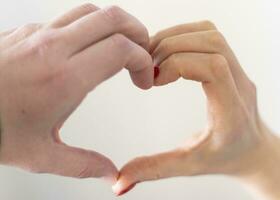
[112,181,136,196]
[112,173,139,196]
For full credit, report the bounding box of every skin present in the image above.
[0,3,154,183]
[115,21,280,200]
[0,5,279,199]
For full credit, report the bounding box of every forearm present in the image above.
[237,126,280,200]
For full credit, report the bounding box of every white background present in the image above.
[0,0,279,199]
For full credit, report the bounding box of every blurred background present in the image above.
[0,0,279,199]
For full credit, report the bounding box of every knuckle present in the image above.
[110,33,132,51]
[199,20,217,30]
[18,31,63,80]
[27,30,59,56]
[158,37,173,54]
[136,25,149,48]
[102,5,125,25]
[137,51,153,73]
[208,30,226,49]
[209,54,230,79]
[16,23,41,39]
[102,5,148,49]
[36,32,57,47]
[140,25,149,38]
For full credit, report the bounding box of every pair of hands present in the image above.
[0,3,272,196]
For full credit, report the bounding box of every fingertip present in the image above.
[112,169,139,196]
[135,78,153,90]
[130,69,154,90]
[118,183,137,196]
[112,179,138,196]
[133,80,153,90]
[140,84,153,90]
[112,181,123,195]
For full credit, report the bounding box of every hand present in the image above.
[0,3,153,182]
[114,21,280,195]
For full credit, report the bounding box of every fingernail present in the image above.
[112,181,123,196]
[154,65,160,79]
[112,181,138,196]
[118,183,137,196]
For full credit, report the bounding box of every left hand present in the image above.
[113,21,278,195]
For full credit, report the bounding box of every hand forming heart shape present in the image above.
[0,4,277,198]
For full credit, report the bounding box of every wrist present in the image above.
[235,126,280,200]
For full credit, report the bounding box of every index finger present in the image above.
[150,21,217,53]
[62,5,150,55]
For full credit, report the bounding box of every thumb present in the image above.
[113,149,190,196]
[113,132,210,195]
[43,143,118,183]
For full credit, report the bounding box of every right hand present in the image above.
[0,3,153,183]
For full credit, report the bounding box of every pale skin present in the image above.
[115,21,280,200]
[0,4,153,182]
[0,4,279,200]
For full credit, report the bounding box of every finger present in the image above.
[150,20,216,53]
[114,131,211,196]
[152,30,250,92]
[2,24,42,45]
[68,33,153,90]
[49,3,99,28]
[0,28,17,38]
[154,52,240,113]
[153,30,230,65]
[62,5,149,55]
[43,143,118,183]
[113,150,185,195]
